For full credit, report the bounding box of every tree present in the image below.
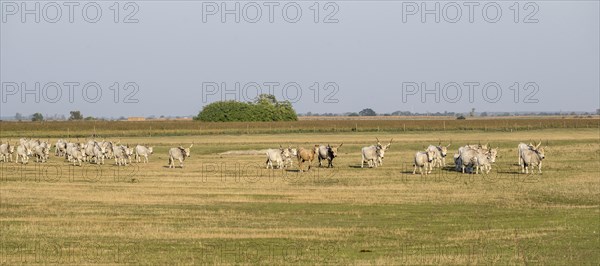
[359,108,377,116]
[31,113,44,122]
[195,94,298,122]
[456,114,466,120]
[69,111,83,120]
[480,112,488,117]
[469,108,475,117]
[15,113,23,121]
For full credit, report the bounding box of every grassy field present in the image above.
[1,125,599,264]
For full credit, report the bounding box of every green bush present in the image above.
[195,94,298,122]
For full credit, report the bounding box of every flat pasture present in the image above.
[0,123,598,264]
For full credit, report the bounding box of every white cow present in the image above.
[135,145,153,163]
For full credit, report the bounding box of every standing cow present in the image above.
[168,144,193,168]
[375,138,392,166]
[361,145,381,168]
[0,142,15,162]
[265,145,291,169]
[413,149,436,175]
[135,145,154,163]
[520,142,546,174]
[427,143,451,168]
[55,139,67,156]
[33,145,50,163]
[284,147,297,168]
[317,143,343,168]
[114,145,132,166]
[297,145,319,172]
[15,143,32,164]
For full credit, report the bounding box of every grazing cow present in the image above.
[297,145,319,172]
[135,145,154,163]
[33,145,50,163]
[317,143,343,168]
[0,142,15,162]
[16,144,32,164]
[265,145,290,169]
[413,149,436,175]
[520,142,546,174]
[168,144,193,168]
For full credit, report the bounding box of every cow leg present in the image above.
[413,165,417,175]
[179,158,183,168]
[538,162,542,174]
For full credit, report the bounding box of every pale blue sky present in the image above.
[1,1,598,117]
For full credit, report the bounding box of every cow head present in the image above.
[148,147,154,154]
[184,144,193,157]
[535,146,545,160]
[327,143,343,158]
[425,149,435,163]
[287,146,297,157]
[279,145,291,159]
[488,147,498,163]
[378,139,392,159]
[438,143,451,157]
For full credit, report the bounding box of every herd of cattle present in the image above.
[0,138,546,174]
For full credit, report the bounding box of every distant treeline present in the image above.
[300,111,599,117]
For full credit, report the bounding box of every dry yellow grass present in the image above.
[0,128,598,264]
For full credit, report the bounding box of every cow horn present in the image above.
[189,144,194,148]
[376,137,380,144]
